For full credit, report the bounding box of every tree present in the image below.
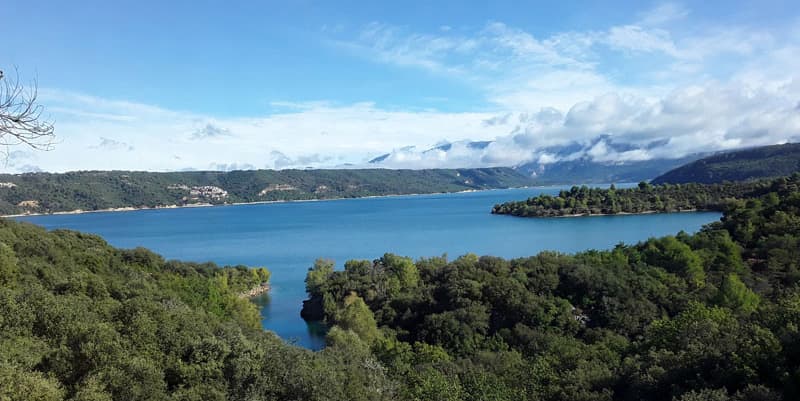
[338,292,381,344]
[305,258,334,295]
[379,253,419,291]
[642,236,706,288]
[0,364,64,401]
[714,274,760,315]
[0,68,55,155]
[0,243,18,286]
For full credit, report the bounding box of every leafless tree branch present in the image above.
[0,67,56,157]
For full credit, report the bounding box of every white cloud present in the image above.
[5,3,800,173]
[8,90,509,172]
[606,25,679,56]
[190,124,232,140]
[371,80,800,168]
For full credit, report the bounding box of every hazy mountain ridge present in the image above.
[514,155,706,184]
[369,135,709,184]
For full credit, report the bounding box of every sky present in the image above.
[2,0,800,172]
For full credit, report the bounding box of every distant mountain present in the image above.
[652,143,800,184]
[369,141,493,164]
[516,155,706,185]
[424,141,492,153]
[0,168,534,216]
[368,153,391,163]
[369,136,707,184]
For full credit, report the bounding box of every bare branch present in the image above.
[0,67,56,155]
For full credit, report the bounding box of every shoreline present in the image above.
[239,283,272,299]
[554,209,705,217]
[499,208,712,219]
[3,187,528,219]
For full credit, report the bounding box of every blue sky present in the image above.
[2,1,800,171]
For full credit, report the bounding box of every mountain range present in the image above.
[368,134,709,184]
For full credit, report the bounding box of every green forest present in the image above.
[0,167,533,216]
[302,174,800,400]
[0,220,404,401]
[491,176,799,217]
[3,174,800,400]
[651,142,800,185]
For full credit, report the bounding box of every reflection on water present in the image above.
[250,291,328,350]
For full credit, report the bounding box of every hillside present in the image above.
[0,219,399,400]
[516,154,703,185]
[0,167,533,216]
[652,143,800,184]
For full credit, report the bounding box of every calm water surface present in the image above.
[18,187,721,349]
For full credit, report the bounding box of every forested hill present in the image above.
[0,167,533,215]
[652,142,800,184]
[0,219,404,400]
[491,178,789,217]
[301,171,800,401]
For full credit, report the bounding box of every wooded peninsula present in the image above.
[300,173,800,401]
[491,175,799,217]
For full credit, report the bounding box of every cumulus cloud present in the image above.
[17,90,509,172]
[372,81,800,168]
[190,124,232,140]
[4,3,799,173]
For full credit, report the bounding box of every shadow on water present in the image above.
[249,290,328,350]
[305,321,329,351]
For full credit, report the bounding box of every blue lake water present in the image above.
[17,186,721,349]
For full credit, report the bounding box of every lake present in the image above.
[17,186,721,349]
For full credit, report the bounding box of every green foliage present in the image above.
[0,168,534,215]
[6,168,800,400]
[641,236,706,288]
[302,178,800,400]
[0,219,400,401]
[492,179,777,217]
[305,258,335,295]
[338,293,381,344]
[379,253,419,290]
[715,274,760,314]
[652,142,800,185]
[0,242,18,285]
[0,364,64,401]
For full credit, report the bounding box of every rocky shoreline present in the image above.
[239,283,271,298]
